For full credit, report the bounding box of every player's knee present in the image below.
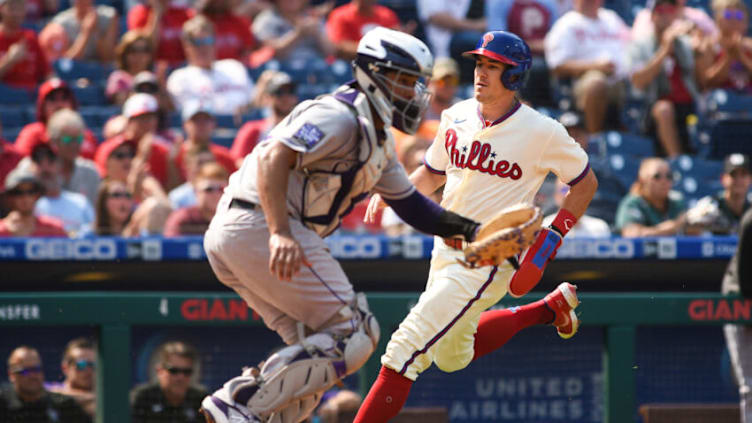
[434,354,472,374]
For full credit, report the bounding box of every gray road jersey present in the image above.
[225,85,415,237]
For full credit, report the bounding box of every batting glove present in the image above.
[508,209,576,298]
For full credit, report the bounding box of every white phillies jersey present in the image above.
[424,99,589,224]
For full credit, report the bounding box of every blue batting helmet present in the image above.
[463,31,532,91]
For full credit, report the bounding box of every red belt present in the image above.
[443,238,465,250]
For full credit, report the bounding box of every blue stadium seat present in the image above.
[604,152,641,192]
[168,112,182,129]
[378,0,420,26]
[589,156,630,225]
[212,129,238,149]
[707,117,752,159]
[71,84,108,106]
[2,126,23,143]
[214,114,237,129]
[535,106,562,120]
[705,89,752,116]
[79,106,119,129]
[621,97,646,134]
[329,59,353,85]
[298,84,331,101]
[669,155,724,201]
[0,106,29,128]
[590,131,655,158]
[240,109,265,122]
[0,83,34,106]
[53,59,113,83]
[605,0,637,23]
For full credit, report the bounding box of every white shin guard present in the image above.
[229,294,379,422]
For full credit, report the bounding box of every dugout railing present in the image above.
[0,291,746,423]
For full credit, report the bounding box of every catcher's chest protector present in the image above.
[299,87,392,237]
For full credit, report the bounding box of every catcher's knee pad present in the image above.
[230,293,379,419]
[266,392,323,423]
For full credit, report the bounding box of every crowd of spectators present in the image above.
[0,0,750,239]
[0,338,368,422]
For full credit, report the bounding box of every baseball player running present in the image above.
[199,27,496,423]
[354,31,598,422]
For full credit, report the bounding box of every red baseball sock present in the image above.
[473,299,554,361]
[353,366,413,423]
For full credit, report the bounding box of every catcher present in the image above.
[355,31,598,423]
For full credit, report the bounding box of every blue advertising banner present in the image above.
[0,235,739,261]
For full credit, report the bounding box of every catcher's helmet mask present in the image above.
[463,31,532,91]
[353,27,434,135]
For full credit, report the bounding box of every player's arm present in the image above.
[382,190,479,241]
[408,163,447,196]
[558,168,598,222]
[257,141,310,281]
[364,159,446,223]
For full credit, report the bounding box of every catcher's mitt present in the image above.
[458,204,542,269]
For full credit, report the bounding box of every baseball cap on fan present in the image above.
[123,93,159,119]
[265,71,296,95]
[723,153,751,174]
[433,57,460,80]
[132,71,160,94]
[181,101,214,122]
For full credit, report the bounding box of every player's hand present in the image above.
[508,227,562,298]
[268,232,311,281]
[364,194,386,224]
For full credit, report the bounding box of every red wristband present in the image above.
[551,208,577,237]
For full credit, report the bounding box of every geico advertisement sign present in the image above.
[24,239,118,260]
[556,239,635,259]
[326,236,382,259]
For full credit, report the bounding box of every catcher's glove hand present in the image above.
[458,204,542,269]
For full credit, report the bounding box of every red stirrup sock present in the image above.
[473,299,555,361]
[353,366,413,423]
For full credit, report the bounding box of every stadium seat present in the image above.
[604,152,641,192]
[705,89,752,116]
[240,109,265,122]
[588,156,629,224]
[214,114,237,129]
[53,59,113,82]
[535,106,562,120]
[0,106,29,128]
[212,128,237,149]
[168,112,182,129]
[605,0,636,23]
[298,84,331,101]
[2,126,23,143]
[330,59,353,85]
[79,106,119,129]
[71,84,107,106]
[0,83,34,105]
[590,131,655,158]
[669,155,724,201]
[707,116,752,159]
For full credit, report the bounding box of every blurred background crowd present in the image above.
[0,0,751,238]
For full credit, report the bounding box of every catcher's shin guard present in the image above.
[199,387,260,423]
[226,294,379,422]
